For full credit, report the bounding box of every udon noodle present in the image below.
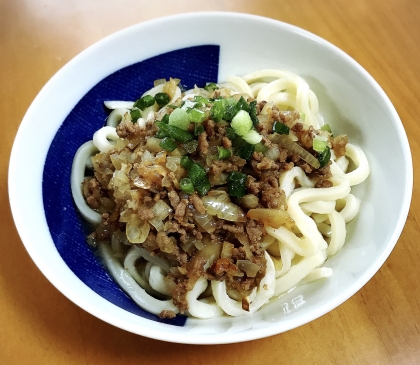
[71,69,369,318]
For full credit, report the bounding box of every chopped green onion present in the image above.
[273,121,290,135]
[235,96,250,113]
[155,122,193,143]
[242,129,262,145]
[130,109,141,123]
[133,95,155,110]
[155,92,170,107]
[193,95,209,107]
[195,179,211,196]
[211,99,225,122]
[180,155,194,170]
[254,142,268,153]
[159,137,178,152]
[180,178,195,194]
[168,108,191,130]
[217,147,231,159]
[231,110,253,137]
[300,113,306,121]
[204,82,218,91]
[223,97,238,121]
[313,137,328,152]
[249,100,259,126]
[227,171,248,198]
[226,127,237,140]
[188,163,207,186]
[194,123,205,136]
[239,143,255,161]
[154,130,167,139]
[232,135,246,148]
[182,140,198,153]
[161,114,170,124]
[188,108,206,123]
[321,124,332,134]
[167,104,178,109]
[317,146,331,168]
[181,99,196,110]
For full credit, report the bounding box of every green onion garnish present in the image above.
[211,99,225,122]
[161,114,170,124]
[159,137,178,152]
[193,95,209,107]
[155,122,193,143]
[168,108,191,130]
[155,92,170,107]
[222,97,238,121]
[182,140,198,153]
[204,82,218,91]
[188,108,206,123]
[254,142,268,153]
[180,155,194,170]
[130,109,141,123]
[195,179,211,196]
[227,171,248,198]
[226,127,237,140]
[242,129,262,145]
[313,137,328,153]
[188,163,207,186]
[217,147,231,159]
[317,146,331,168]
[235,96,250,113]
[133,95,155,110]
[273,121,290,135]
[249,100,259,126]
[194,123,204,136]
[232,135,247,148]
[321,124,333,134]
[239,143,255,161]
[231,110,253,137]
[179,178,195,194]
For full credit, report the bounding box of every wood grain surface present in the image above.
[2,0,419,364]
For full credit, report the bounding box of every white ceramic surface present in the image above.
[8,12,412,344]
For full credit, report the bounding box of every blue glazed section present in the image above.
[42,45,220,325]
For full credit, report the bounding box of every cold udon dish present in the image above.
[71,69,370,319]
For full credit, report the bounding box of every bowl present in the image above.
[8,12,412,344]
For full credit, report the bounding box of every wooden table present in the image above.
[2,0,419,364]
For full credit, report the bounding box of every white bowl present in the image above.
[8,12,412,344]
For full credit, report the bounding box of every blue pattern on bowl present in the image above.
[42,45,220,325]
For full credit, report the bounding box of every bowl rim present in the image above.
[8,11,413,344]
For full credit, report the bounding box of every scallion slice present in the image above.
[321,124,333,134]
[217,147,231,159]
[223,97,238,121]
[194,123,204,136]
[235,96,249,113]
[155,92,170,107]
[130,109,141,123]
[273,121,290,135]
[231,110,253,137]
[180,155,194,170]
[133,95,155,110]
[188,163,207,186]
[227,171,248,198]
[239,143,255,161]
[155,122,193,143]
[254,142,268,153]
[317,146,331,168]
[313,137,328,152]
[168,108,191,130]
[242,129,262,145]
[159,137,178,152]
[180,178,195,194]
[204,82,218,91]
[188,108,206,123]
[226,127,237,140]
[195,179,211,196]
[249,100,259,126]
